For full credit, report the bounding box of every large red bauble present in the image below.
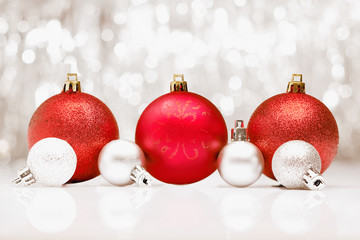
[28,91,119,183]
[247,93,339,180]
[135,91,228,184]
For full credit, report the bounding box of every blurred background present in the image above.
[0,0,358,169]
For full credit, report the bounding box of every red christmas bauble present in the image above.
[28,74,119,183]
[135,75,228,184]
[247,74,339,180]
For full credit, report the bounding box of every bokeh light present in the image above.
[0,0,358,164]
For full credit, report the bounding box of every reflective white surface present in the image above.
[1,161,360,240]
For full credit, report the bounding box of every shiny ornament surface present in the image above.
[218,141,264,187]
[135,88,227,184]
[27,138,77,186]
[247,76,339,180]
[98,139,150,186]
[28,77,119,183]
[272,140,322,189]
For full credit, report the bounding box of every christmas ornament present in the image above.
[135,74,228,184]
[98,139,152,187]
[27,73,119,183]
[13,138,77,186]
[218,120,264,187]
[272,140,325,190]
[247,74,339,180]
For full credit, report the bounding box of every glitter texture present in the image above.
[247,92,339,180]
[272,140,321,189]
[28,91,119,183]
[135,91,228,184]
[27,138,77,186]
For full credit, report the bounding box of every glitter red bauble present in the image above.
[135,91,228,184]
[247,93,339,180]
[28,91,119,183]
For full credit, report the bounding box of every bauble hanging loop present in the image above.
[170,74,188,92]
[13,167,36,186]
[287,73,305,93]
[130,165,152,187]
[63,73,81,93]
[303,169,325,190]
[231,120,246,141]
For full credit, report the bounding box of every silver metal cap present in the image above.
[130,165,152,187]
[231,120,247,141]
[13,167,36,186]
[302,169,326,190]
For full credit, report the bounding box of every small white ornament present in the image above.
[14,138,77,186]
[218,120,264,187]
[272,140,325,190]
[98,139,152,187]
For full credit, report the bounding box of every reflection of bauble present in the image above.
[137,188,224,238]
[220,191,262,231]
[98,189,139,231]
[27,188,77,233]
[271,191,322,234]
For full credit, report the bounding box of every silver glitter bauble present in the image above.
[98,139,152,187]
[218,141,264,187]
[272,140,325,190]
[14,138,77,186]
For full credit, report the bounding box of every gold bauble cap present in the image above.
[63,73,81,93]
[170,74,188,92]
[287,74,305,93]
